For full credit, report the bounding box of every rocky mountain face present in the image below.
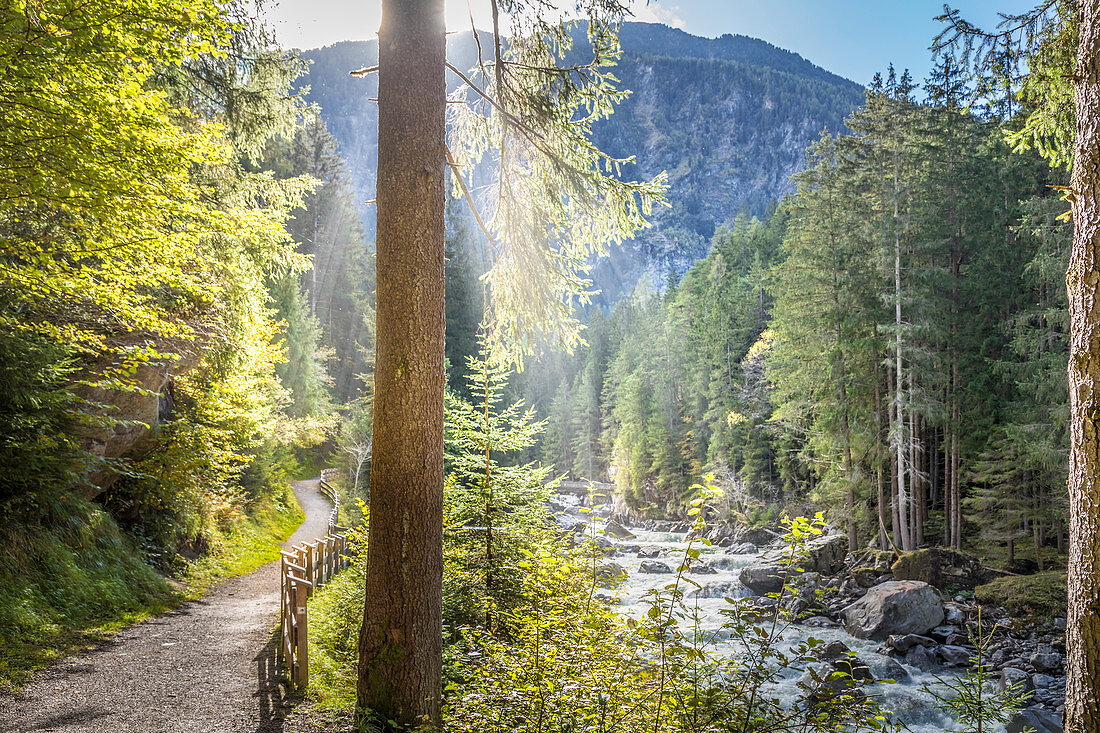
[297,22,865,303]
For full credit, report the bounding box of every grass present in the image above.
[181,493,305,598]
[0,486,304,689]
[305,561,365,710]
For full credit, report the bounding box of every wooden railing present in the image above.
[318,468,347,536]
[278,472,351,690]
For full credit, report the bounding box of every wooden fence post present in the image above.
[293,579,309,689]
[304,543,314,594]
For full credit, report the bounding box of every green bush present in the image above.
[974,570,1067,617]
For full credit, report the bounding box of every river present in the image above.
[553,493,994,733]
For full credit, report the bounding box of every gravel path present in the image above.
[0,479,349,733]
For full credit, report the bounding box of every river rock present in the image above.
[813,640,854,662]
[945,603,967,624]
[1031,673,1056,689]
[739,534,849,595]
[594,562,627,587]
[842,580,944,640]
[867,655,909,681]
[800,661,868,705]
[730,542,758,555]
[637,546,663,558]
[784,571,821,615]
[886,633,936,652]
[999,667,1034,693]
[803,616,842,628]
[575,533,615,555]
[739,552,789,594]
[705,524,736,546]
[891,548,991,590]
[603,520,636,540]
[1030,650,1062,672]
[938,645,972,666]
[804,534,849,574]
[904,644,937,671]
[639,560,674,574]
[1007,705,1063,733]
[928,624,960,643]
[737,526,778,546]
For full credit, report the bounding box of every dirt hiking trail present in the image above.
[0,478,353,732]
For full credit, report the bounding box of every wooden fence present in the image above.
[278,470,351,690]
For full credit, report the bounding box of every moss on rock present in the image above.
[974,570,1067,617]
[891,548,989,591]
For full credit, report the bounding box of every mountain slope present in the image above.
[297,22,865,302]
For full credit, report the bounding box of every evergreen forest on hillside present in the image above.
[2,1,1098,732]
[533,63,1069,569]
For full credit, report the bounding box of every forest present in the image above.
[534,62,1068,567]
[2,1,1099,733]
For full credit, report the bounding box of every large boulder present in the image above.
[640,560,674,574]
[739,551,789,594]
[739,534,849,595]
[737,525,780,546]
[804,534,849,574]
[842,580,945,640]
[891,548,991,590]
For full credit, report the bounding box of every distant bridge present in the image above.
[553,479,616,498]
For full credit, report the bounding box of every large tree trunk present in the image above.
[1066,4,1100,730]
[357,0,446,727]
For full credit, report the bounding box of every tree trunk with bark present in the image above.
[356,0,446,728]
[1067,4,1100,730]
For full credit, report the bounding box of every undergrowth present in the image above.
[305,480,899,732]
[181,488,305,597]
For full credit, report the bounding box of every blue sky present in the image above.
[265,0,1038,87]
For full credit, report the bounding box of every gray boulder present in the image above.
[803,615,841,628]
[737,526,778,546]
[738,552,789,594]
[804,534,849,574]
[575,533,615,555]
[867,655,909,681]
[999,668,1034,694]
[1031,673,1056,690]
[842,580,945,640]
[891,548,991,590]
[594,562,627,587]
[904,644,938,671]
[1007,705,1062,733]
[886,633,936,652]
[739,534,849,595]
[1030,651,1063,672]
[639,560,674,574]
[603,520,637,540]
[938,645,972,666]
